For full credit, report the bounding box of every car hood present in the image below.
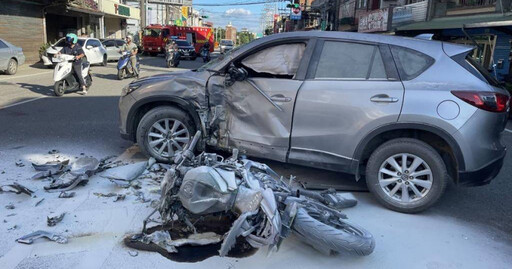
[131,71,209,108]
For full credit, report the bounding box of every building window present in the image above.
[357,0,367,9]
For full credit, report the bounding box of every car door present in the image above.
[0,39,11,70]
[84,39,101,63]
[208,39,315,162]
[290,39,404,173]
[102,40,115,60]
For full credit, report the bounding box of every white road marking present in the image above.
[0,70,52,81]
[505,129,512,133]
[0,96,46,110]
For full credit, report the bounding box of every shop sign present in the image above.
[358,8,392,33]
[69,0,99,11]
[290,4,302,20]
[114,4,130,17]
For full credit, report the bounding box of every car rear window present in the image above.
[390,46,434,80]
[451,52,500,87]
[176,40,190,46]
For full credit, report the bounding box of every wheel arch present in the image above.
[126,96,202,142]
[353,123,465,183]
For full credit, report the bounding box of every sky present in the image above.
[193,1,289,33]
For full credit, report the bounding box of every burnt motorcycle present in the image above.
[141,131,375,257]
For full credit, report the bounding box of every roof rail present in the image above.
[414,33,434,40]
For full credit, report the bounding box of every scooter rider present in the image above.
[120,35,139,78]
[58,33,87,95]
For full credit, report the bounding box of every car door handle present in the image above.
[370,94,399,103]
[271,94,292,102]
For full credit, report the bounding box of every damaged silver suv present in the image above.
[119,31,509,213]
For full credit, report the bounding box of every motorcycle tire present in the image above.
[54,81,65,97]
[292,207,375,256]
[85,74,92,88]
[117,69,124,80]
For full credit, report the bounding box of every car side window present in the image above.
[103,41,114,47]
[314,41,387,80]
[0,40,7,49]
[116,40,125,47]
[390,46,434,80]
[240,43,307,79]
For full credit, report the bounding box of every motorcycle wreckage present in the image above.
[129,131,375,258]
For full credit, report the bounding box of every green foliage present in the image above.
[39,42,51,57]
[237,32,254,46]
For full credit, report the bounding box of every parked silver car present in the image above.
[0,38,25,75]
[119,31,509,213]
[102,39,126,61]
[219,39,234,54]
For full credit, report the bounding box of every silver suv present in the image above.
[119,31,509,213]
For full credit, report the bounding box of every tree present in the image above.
[237,32,254,46]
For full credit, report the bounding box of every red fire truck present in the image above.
[142,24,214,56]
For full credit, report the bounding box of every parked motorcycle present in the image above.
[117,51,140,80]
[52,54,92,97]
[165,47,181,68]
[201,47,210,63]
[143,131,375,257]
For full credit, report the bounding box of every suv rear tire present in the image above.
[136,106,195,162]
[365,138,447,213]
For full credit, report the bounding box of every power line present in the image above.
[194,0,287,7]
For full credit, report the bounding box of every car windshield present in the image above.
[196,43,244,72]
[221,40,233,46]
[54,38,85,47]
[144,28,161,37]
[176,40,190,46]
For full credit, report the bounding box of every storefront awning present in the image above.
[396,13,512,31]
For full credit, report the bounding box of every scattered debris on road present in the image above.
[93,192,126,202]
[44,157,100,192]
[58,191,75,198]
[128,250,139,257]
[101,161,146,187]
[47,213,66,226]
[0,182,34,196]
[35,198,45,207]
[5,203,15,209]
[16,230,68,244]
[15,160,25,167]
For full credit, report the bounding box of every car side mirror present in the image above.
[225,64,248,87]
[86,45,93,49]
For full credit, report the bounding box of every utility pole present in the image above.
[140,0,146,31]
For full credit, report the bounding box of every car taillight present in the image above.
[452,91,509,113]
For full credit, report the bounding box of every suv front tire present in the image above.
[365,138,448,213]
[136,106,195,162]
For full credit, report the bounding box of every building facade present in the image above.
[0,0,139,63]
[226,23,237,43]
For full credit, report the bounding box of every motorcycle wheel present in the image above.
[117,69,125,80]
[85,74,92,88]
[167,59,172,68]
[292,207,375,256]
[54,81,65,97]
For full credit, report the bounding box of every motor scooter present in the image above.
[52,54,92,97]
[117,51,140,80]
[201,47,211,63]
[165,47,181,68]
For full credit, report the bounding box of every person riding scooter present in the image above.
[119,35,139,78]
[57,33,87,95]
[165,40,181,68]
[201,42,211,62]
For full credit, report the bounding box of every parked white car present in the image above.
[41,37,107,67]
[102,39,126,61]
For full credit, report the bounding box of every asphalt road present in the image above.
[1,53,511,242]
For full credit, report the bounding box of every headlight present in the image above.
[121,83,141,96]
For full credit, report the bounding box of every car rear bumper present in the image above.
[458,149,506,186]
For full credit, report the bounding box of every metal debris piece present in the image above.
[101,161,147,184]
[44,157,99,192]
[32,160,70,171]
[0,183,34,196]
[93,192,125,202]
[48,149,60,154]
[8,224,18,230]
[6,213,16,217]
[47,213,66,226]
[134,191,150,203]
[15,160,25,167]
[97,155,119,172]
[58,191,75,198]
[5,203,15,209]
[35,198,45,207]
[16,230,68,244]
[70,157,100,176]
[128,250,139,257]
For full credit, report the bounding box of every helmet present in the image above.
[126,35,133,41]
[65,33,78,44]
